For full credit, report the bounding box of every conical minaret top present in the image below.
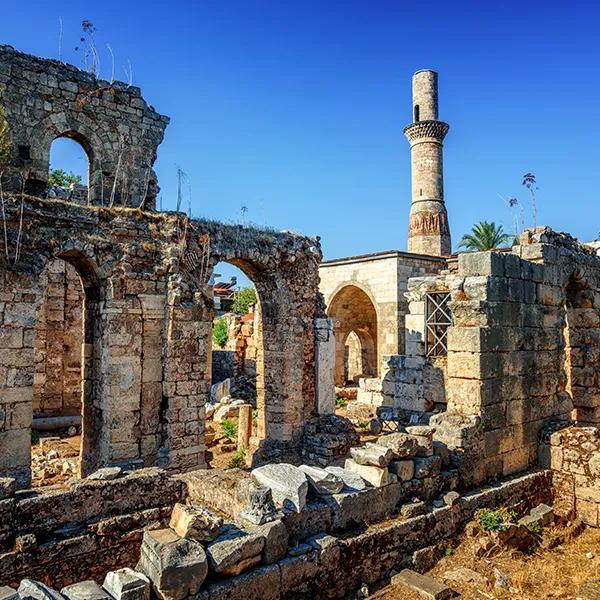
[404,70,451,256]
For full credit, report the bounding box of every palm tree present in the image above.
[459,221,512,252]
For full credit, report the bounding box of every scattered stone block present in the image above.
[377,433,418,458]
[413,455,442,479]
[61,580,113,600]
[15,533,37,552]
[350,444,393,467]
[344,459,389,487]
[137,529,207,600]
[16,580,64,599]
[299,465,344,495]
[0,478,15,500]
[87,467,122,481]
[493,567,511,589]
[207,526,265,575]
[518,503,554,529]
[252,464,308,512]
[406,426,434,457]
[443,567,487,587]
[0,587,18,600]
[251,519,289,564]
[443,491,460,506]
[391,569,452,600]
[103,568,151,600]
[239,486,282,525]
[389,460,414,481]
[325,466,368,491]
[288,543,313,556]
[577,579,600,600]
[169,503,222,541]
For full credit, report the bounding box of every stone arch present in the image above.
[327,284,378,386]
[562,268,600,425]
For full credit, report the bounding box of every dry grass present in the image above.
[373,524,600,600]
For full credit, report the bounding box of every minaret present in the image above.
[404,70,451,256]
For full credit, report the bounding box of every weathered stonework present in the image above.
[0,45,168,208]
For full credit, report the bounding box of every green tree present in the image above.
[458,221,512,252]
[212,317,228,348]
[232,287,257,315]
[48,169,82,188]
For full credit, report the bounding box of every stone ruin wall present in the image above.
[0,45,168,208]
[0,196,323,488]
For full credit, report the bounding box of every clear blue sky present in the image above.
[3,0,599,271]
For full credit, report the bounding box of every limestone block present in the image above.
[251,519,289,564]
[252,464,308,512]
[206,527,265,575]
[0,587,18,600]
[169,503,222,541]
[344,459,389,487]
[377,433,418,459]
[324,466,369,491]
[406,426,435,457]
[16,580,64,599]
[0,478,15,500]
[61,581,113,600]
[391,569,452,600]
[137,529,208,600]
[413,456,442,479]
[518,503,554,529]
[350,444,393,467]
[299,465,344,495]
[87,467,122,481]
[103,568,151,600]
[389,460,414,481]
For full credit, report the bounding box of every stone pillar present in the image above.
[314,318,335,415]
[404,70,451,257]
[237,404,252,451]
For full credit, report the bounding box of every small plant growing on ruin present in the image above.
[212,317,228,348]
[48,169,82,188]
[220,418,237,441]
[476,507,515,532]
[228,448,246,469]
[232,287,257,315]
[357,420,370,431]
[522,172,538,228]
[444,547,453,556]
[527,521,542,534]
[336,397,346,408]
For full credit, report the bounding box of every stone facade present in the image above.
[0,45,168,208]
[319,251,445,386]
[0,196,322,487]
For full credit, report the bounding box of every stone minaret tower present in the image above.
[404,70,451,256]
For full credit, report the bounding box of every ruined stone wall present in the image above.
[0,197,322,487]
[33,259,84,417]
[545,426,600,527]
[431,229,600,484]
[0,45,168,208]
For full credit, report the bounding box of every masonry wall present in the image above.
[0,45,168,208]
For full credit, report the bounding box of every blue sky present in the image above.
[3,1,599,285]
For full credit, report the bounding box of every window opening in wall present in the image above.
[425,292,452,357]
[414,104,420,122]
[48,137,90,203]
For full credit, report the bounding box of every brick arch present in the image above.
[328,284,378,386]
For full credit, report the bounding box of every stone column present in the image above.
[237,404,252,451]
[314,318,335,415]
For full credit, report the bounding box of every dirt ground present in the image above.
[31,432,81,488]
[372,523,600,600]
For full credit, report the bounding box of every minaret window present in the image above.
[414,105,420,122]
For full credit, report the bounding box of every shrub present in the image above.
[228,448,247,469]
[232,287,257,315]
[220,417,237,441]
[212,317,228,348]
[336,397,346,408]
[476,507,515,532]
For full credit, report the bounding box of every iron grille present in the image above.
[425,292,452,357]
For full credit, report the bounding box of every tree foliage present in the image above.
[232,287,257,315]
[212,317,228,348]
[458,221,512,252]
[48,169,83,188]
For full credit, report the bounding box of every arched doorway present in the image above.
[328,284,378,386]
[48,134,92,204]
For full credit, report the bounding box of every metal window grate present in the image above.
[425,292,452,357]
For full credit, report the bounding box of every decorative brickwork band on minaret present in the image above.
[404,70,451,256]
